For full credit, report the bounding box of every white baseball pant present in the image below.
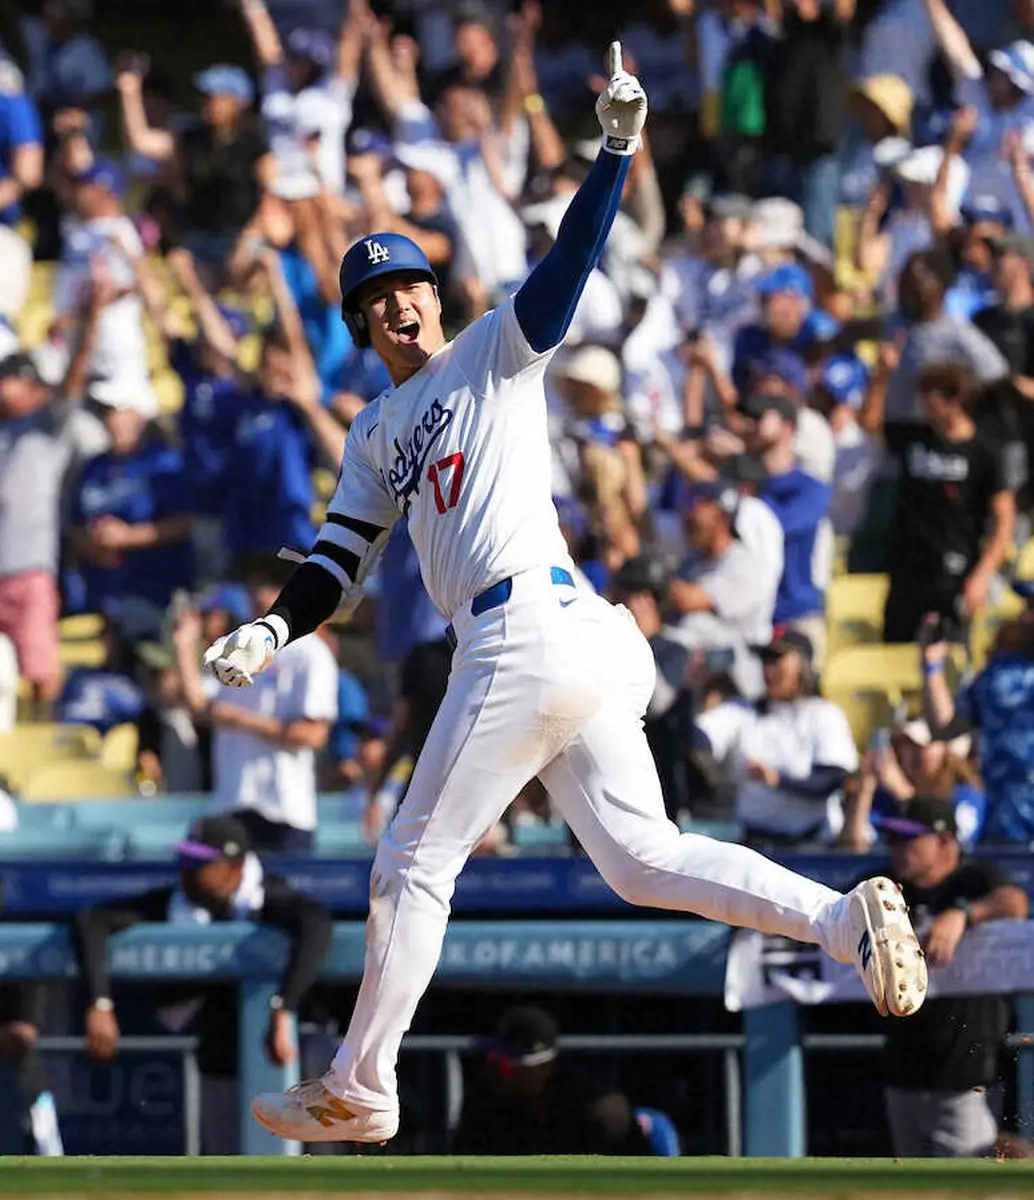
[325,565,854,1114]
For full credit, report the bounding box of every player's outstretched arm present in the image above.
[513,42,647,354]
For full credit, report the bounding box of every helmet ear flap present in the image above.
[343,306,371,350]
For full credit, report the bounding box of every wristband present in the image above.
[268,994,288,1012]
[602,132,640,157]
[93,997,114,1013]
[952,900,974,929]
[523,93,545,116]
[255,614,289,651]
[921,661,945,677]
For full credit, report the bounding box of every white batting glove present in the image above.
[595,41,647,156]
[203,622,279,688]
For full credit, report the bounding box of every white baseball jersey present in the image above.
[311,296,572,619]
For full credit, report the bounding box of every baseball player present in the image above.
[205,47,927,1145]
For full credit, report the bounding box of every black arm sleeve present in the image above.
[260,879,334,1011]
[267,562,344,644]
[71,889,172,1003]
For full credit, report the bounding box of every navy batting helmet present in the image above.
[339,234,438,349]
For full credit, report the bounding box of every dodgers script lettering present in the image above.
[385,398,455,514]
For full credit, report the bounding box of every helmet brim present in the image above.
[340,263,439,314]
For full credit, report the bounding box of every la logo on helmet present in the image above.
[365,240,391,265]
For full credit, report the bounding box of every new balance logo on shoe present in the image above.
[305,1098,357,1128]
[858,929,873,973]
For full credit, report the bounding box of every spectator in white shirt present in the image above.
[660,193,760,375]
[810,354,877,538]
[693,628,858,844]
[669,477,776,699]
[175,562,339,853]
[363,18,526,312]
[241,0,363,198]
[921,0,1034,230]
[54,159,164,409]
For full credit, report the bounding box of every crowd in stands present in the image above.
[2,0,1034,856]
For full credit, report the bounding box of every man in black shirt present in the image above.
[71,816,332,1154]
[453,1006,651,1156]
[761,0,855,248]
[973,235,1034,502]
[873,795,1028,1157]
[882,362,1015,643]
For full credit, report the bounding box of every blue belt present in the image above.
[446,567,574,647]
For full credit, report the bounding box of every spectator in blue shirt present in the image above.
[731,263,838,393]
[371,520,448,669]
[922,592,1034,844]
[944,196,1012,322]
[739,390,833,660]
[165,249,252,582]
[20,0,111,129]
[69,382,194,637]
[56,614,146,736]
[0,59,43,226]
[222,325,317,566]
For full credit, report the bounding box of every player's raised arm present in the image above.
[204,414,398,688]
[513,42,647,353]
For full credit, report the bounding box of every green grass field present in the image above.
[2,1157,1034,1198]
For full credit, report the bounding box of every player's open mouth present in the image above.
[394,321,420,342]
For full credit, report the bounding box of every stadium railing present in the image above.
[1,921,1032,1158]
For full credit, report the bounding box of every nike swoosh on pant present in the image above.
[559,598,578,608]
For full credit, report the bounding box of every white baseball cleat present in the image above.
[847,877,927,1017]
[251,1077,399,1143]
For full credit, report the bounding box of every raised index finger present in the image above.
[607,40,622,79]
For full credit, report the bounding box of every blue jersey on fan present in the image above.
[0,62,42,225]
[223,393,316,556]
[760,467,831,622]
[71,440,194,612]
[170,340,243,518]
[57,668,145,735]
[956,651,1034,844]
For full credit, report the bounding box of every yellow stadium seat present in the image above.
[825,574,889,658]
[0,723,101,791]
[970,591,1026,669]
[822,642,967,748]
[1017,540,1034,580]
[101,723,139,773]
[829,691,898,751]
[58,639,107,668]
[20,760,137,801]
[154,369,185,415]
[59,614,105,641]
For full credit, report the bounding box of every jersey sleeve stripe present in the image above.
[325,511,386,543]
[318,522,375,561]
[309,538,362,582]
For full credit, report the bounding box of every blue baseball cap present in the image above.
[680,476,739,517]
[348,127,393,159]
[752,346,809,396]
[960,193,1015,228]
[818,353,870,408]
[286,28,335,67]
[755,262,814,300]
[72,158,126,196]
[193,64,254,104]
